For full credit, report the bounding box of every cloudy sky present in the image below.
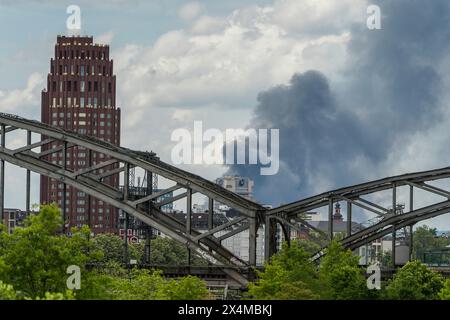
[1,0,450,229]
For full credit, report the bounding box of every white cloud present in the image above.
[96,31,115,45]
[0,72,44,116]
[178,1,205,21]
[191,15,226,34]
[112,0,366,177]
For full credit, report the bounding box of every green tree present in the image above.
[413,225,450,262]
[92,233,142,264]
[377,250,392,268]
[86,267,210,300]
[155,275,211,300]
[0,204,101,298]
[438,279,450,300]
[318,241,369,300]
[247,241,320,300]
[149,236,207,266]
[384,260,444,300]
[92,234,207,266]
[0,281,18,300]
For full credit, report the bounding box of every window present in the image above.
[52,81,56,92]
[94,81,98,92]
[59,81,63,92]
[80,65,85,76]
[76,208,85,213]
[80,97,85,108]
[108,82,112,93]
[94,97,98,108]
[88,81,92,92]
[80,81,85,92]
[92,65,95,74]
[67,81,71,91]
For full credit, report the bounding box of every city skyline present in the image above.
[2,1,450,230]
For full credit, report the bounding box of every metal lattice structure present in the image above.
[267,167,450,263]
[0,112,268,286]
[3,112,450,284]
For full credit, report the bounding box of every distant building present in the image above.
[1,209,31,234]
[173,210,266,265]
[216,176,254,200]
[40,35,121,234]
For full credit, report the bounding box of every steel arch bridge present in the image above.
[267,166,450,262]
[1,112,450,285]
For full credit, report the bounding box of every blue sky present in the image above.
[2,0,450,230]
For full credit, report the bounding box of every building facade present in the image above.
[1,209,29,234]
[40,35,121,234]
[216,176,254,200]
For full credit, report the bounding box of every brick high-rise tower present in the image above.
[41,35,121,234]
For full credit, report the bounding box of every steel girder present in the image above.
[0,113,264,217]
[5,112,450,271]
[0,112,268,286]
[267,167,450,216]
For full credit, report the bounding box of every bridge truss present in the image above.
[2,112,450,285]
[268,166,450,263]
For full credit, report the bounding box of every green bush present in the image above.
[384,260,444,300]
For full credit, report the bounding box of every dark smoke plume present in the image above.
[227,0,450,206]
